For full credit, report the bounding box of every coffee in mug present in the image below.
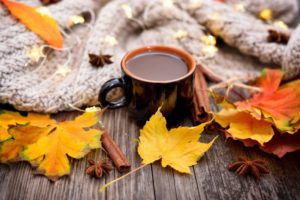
[127,51,188,82]
[99,45,196,122]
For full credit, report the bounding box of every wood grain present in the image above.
[0,107,299,200]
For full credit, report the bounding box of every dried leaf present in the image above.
[1,0,64,48]
[0,110,55,142]
[20,112,101,180]
[137,108,216,174]
[215,108,274,145]
[0,125,53,163]
[0,111,101,180]
[259,131,300,158]
[235,69,300,133]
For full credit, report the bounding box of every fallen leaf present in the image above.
[0,126,11,143]
[259,131,300,158]
[0,110,102,180]
[1,0,64,48]
[20,112,101,180]
[215,108,274,145]
[0,125,53,163]
[137,108,216,174]
[0,110,55,142]
[235,69,300,132]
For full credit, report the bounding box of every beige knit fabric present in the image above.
[0,0,299,113]
[225,0,299,25]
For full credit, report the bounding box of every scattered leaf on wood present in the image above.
[86,158,113,178]
[0,125,53,162]
[267,29,289,44]
[235,69,300,133]
[215,108,274,145]
[228,157,269,179]
[137,107,217,174]
[39,0,61,5]
[259,131,300,158]
[20,112,101,181]
[89,53,113,67]
[0,110,55,142]
[0,111,102,181]
[1,0,64,48]
[99,107,217,192]
[214,69,300,157]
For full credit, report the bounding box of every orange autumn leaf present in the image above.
[0,110,55,142]
[20,112,101,181]
[1,0,64,48]
[0,125,53,163]
[0,110,102,180]
[235,69,300,133]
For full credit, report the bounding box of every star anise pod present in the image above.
[86,158,113,178]
[88,53,113,67]
[267,29,290,44]
[228,157,269,179]
[39,0,61,5]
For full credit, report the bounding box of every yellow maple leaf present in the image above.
[0,126,11,143]
[0,125,53,163]
[0,110,55,142]
[215,108,274,145]
[137,108,216,174]
[20,112,101,180]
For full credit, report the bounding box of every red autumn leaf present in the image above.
[259,132,300,158]
[235,69,300,132]
[225,130,300,157]
[1,0,64,48]
[256,69,282,94]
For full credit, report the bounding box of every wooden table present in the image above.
[0,106,299,200]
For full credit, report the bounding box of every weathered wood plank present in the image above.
[0,108,300,200]
[103,108,155,200]
[193,131,300,200]
[152,163,177,200]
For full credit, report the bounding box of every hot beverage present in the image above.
[126,51,188,82]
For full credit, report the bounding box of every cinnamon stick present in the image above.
[197,64,223,83]
[101,131,131,172]
[192,65,213,125]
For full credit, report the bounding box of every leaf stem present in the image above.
[99,164,149,192]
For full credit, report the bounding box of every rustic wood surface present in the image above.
[0,105,300,200]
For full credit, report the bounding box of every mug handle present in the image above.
[99,77,131,108]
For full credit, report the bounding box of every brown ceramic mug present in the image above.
[99,45,196,121]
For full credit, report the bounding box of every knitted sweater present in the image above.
[0,0,299,112]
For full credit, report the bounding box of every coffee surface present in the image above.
[126,51,188,81]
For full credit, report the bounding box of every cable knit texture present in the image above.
[0,0,299,112]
